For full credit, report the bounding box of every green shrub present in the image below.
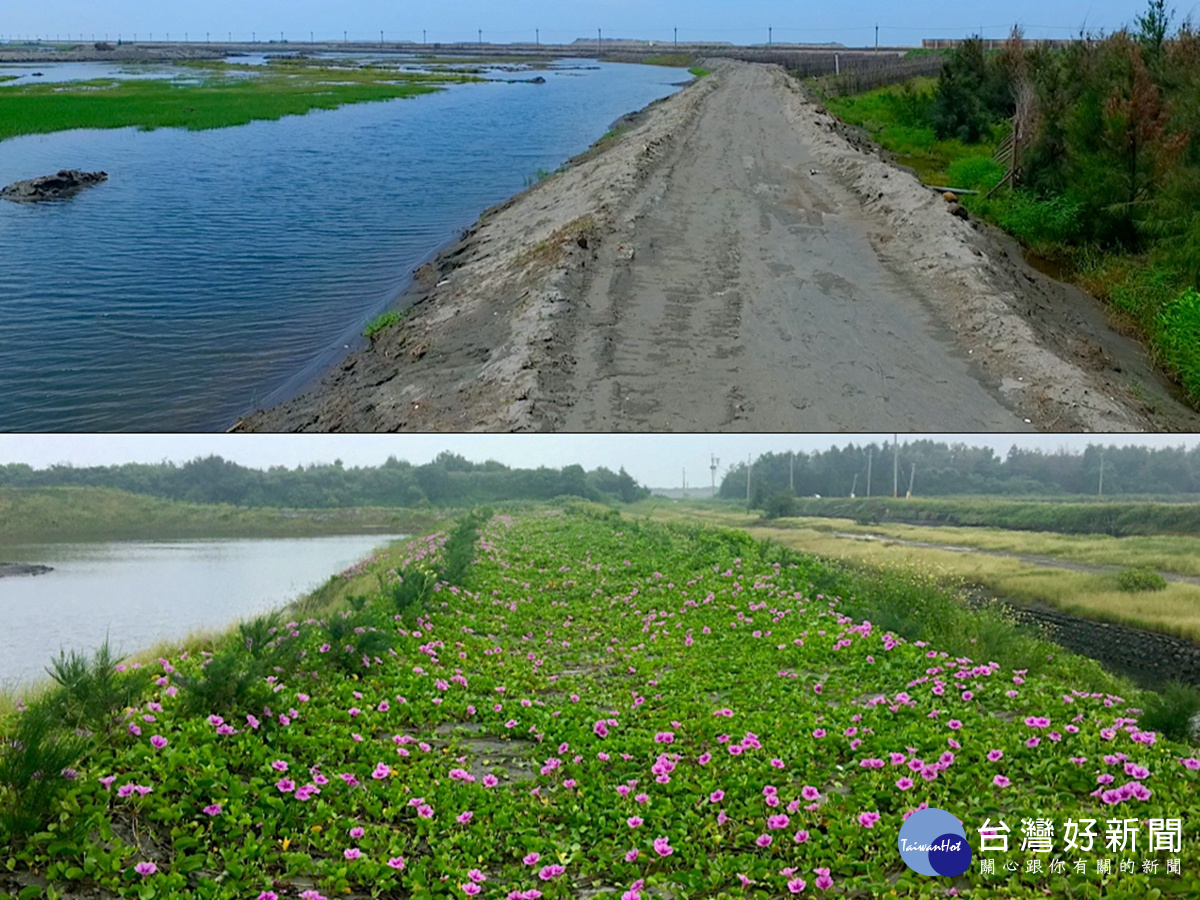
[174,649,273,718]
[43,639,152,739]
[762,492,798,520]
[386,565,438,621]
[1137,681,1200,742]
[0,701,89,843]
[238,610,284,658]
[325,611,396,672]
[1116,566,1167,592]
[439,509,492,587]
[1154,287,1200,404]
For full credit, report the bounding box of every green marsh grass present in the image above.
[0,61,483,142]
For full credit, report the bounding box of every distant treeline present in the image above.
[0,453,651,508]
[775,496,1200,536]
[719,440,1200,502]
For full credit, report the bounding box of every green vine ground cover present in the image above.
[3,508,1198,900]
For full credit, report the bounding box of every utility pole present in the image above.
[535,28,539,46]
[768,26,772,46]
[850,472,858,498]
[478,28,483,47]
[1098,450,1105,497]
[710,455,719,497]
[380,29,384,46]
[906,463,916,499]
[875,23,879,52]
[598,27,602,58]
[866,448,872,497]
[674,27,677,48]
[789,451,795,493]
[746,454,752,513]
[892,433,899,498]
[344,30,347,43]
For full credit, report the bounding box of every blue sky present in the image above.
[7,1,1195,48]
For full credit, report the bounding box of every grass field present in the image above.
[2,507,1195,899]
[774,495,1200,538]
[0,486,441,544]
[641,503,1200,641]
[0,59,482,142]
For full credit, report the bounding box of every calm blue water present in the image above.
[0,534,401,688]
[0,60,683,431]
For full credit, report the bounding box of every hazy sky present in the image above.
[7,1,1192,47]
[1,434,1197,488]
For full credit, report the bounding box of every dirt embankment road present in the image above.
[233,61,1200,433]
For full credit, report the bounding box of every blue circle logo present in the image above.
[898,808,972,876]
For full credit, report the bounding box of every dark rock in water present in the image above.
[0,562,53,578]
[529,76,546,84]
[1,169,108,203]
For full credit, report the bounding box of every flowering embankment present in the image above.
[1,510,1197,899]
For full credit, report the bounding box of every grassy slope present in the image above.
[0,61,481,142]
[824,77,996,187]
[0,486,438,543]
[641,502,1200,641]
[2,508,1195,899]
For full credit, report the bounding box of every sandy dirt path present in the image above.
[549,64,1030,430]
[233,61,1200,433]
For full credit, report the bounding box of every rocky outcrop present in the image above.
[1,169,107,203]
[0,562,53,578]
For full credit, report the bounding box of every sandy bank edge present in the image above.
[230,73,718,432]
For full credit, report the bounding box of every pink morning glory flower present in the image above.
[653,837,674,857]
[387,857,406,870]
[993,775,1011,787]
[134,862,156,877]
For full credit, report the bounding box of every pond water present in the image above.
[0,59,684,431]
[0,533,399,688]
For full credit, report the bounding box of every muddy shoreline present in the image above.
[0,562,53,578]
[232,60,1200,433]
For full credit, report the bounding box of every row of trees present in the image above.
[0,452,650,508]
[932,3,1199,267]
[719,441,1200,502]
